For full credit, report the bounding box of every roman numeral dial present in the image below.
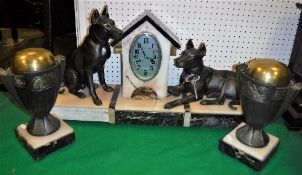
[129,33,162,81]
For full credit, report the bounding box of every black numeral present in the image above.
[150,66,153,70]
[152,44,154,48]
[135,49,139,54]
[137,65,141,70]
[138,43,141,48]
[136,59,141,63]
[144,38,149,44]
[144,70,147,76]
[151,59,155,65]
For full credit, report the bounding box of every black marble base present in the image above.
[110,86,243,128]
[190,114,243,128]
[283,106,302,130]
[218,139,278,171]
[115,111,184,126]
[16,131,75,160]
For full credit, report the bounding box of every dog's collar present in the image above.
[89,28,109,45]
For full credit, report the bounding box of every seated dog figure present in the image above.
[64,6,122,106]
[164,39,239,109]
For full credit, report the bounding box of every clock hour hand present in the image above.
[150,55,156,64]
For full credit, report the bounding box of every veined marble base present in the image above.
[16,119,75,160]
[219,122,279,170]
[112,86,186,126]
[110,87,243,127]
[190,100,243,127]
[51,85,243,127]
[51,86,114,122]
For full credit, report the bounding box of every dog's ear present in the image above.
[91,9,100,24]
[186,39,194,49]
[197,42,207,56]
[101,5,109,18]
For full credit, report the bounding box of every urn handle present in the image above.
[0,68,25,108]
[276,82,302,118]
[236,63,247,92]
[54,55,66,83]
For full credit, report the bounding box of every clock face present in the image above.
[129,33,162,81]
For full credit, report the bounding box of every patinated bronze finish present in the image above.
[236,59,300,147]
[0,48,65,136]
[64,5,122,106]
[164,39,238,109]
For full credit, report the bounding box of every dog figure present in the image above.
[64,6,122,106]
[164,39,239,109]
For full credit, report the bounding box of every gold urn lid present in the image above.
[246,58,291,87]
[11,48,55,74]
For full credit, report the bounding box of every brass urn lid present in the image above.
[11,48,55,74]
[246,58,291,87]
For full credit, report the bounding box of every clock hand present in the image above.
[150,55,156,64]
[140,48,149,59]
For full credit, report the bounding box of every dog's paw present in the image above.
[103,85,114,92]
[93,97,102,106]
[74,92,86,99]
[200,100,208,105]
[164,102,174,109]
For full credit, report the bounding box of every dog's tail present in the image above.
[228,100,240,110]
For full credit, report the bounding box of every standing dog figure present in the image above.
[64,6,122,106]
[164,39,239,109]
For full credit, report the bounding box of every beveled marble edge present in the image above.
[54,85,115,109]
[16,120,74,149]
[190,100,243,115]
[51,107,109,122]
[223,122,279,161]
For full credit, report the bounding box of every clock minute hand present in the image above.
[140,48,149,59]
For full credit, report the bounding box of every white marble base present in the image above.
[222,122,279,161]
[16,119,74,150]
[51,87,114,122]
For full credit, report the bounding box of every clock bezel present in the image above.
[129,32,162,81]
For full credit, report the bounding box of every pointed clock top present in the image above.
[112,10,180,48]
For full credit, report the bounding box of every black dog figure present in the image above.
[64,6,122,106]
[164,39,238,109]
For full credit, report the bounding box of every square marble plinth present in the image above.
[16,119,75,160]
[219,122,279,170]
[51,86,114,122]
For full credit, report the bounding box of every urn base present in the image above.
[219,122,279,171]
[16,119,75,160]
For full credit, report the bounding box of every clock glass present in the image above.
[129,33,161,81]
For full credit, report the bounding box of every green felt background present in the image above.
[0,92,302,175]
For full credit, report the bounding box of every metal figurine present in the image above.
[164,39,238,109]
[236,59,301,147]
[64,5,122,106]
[0,48,65,136]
